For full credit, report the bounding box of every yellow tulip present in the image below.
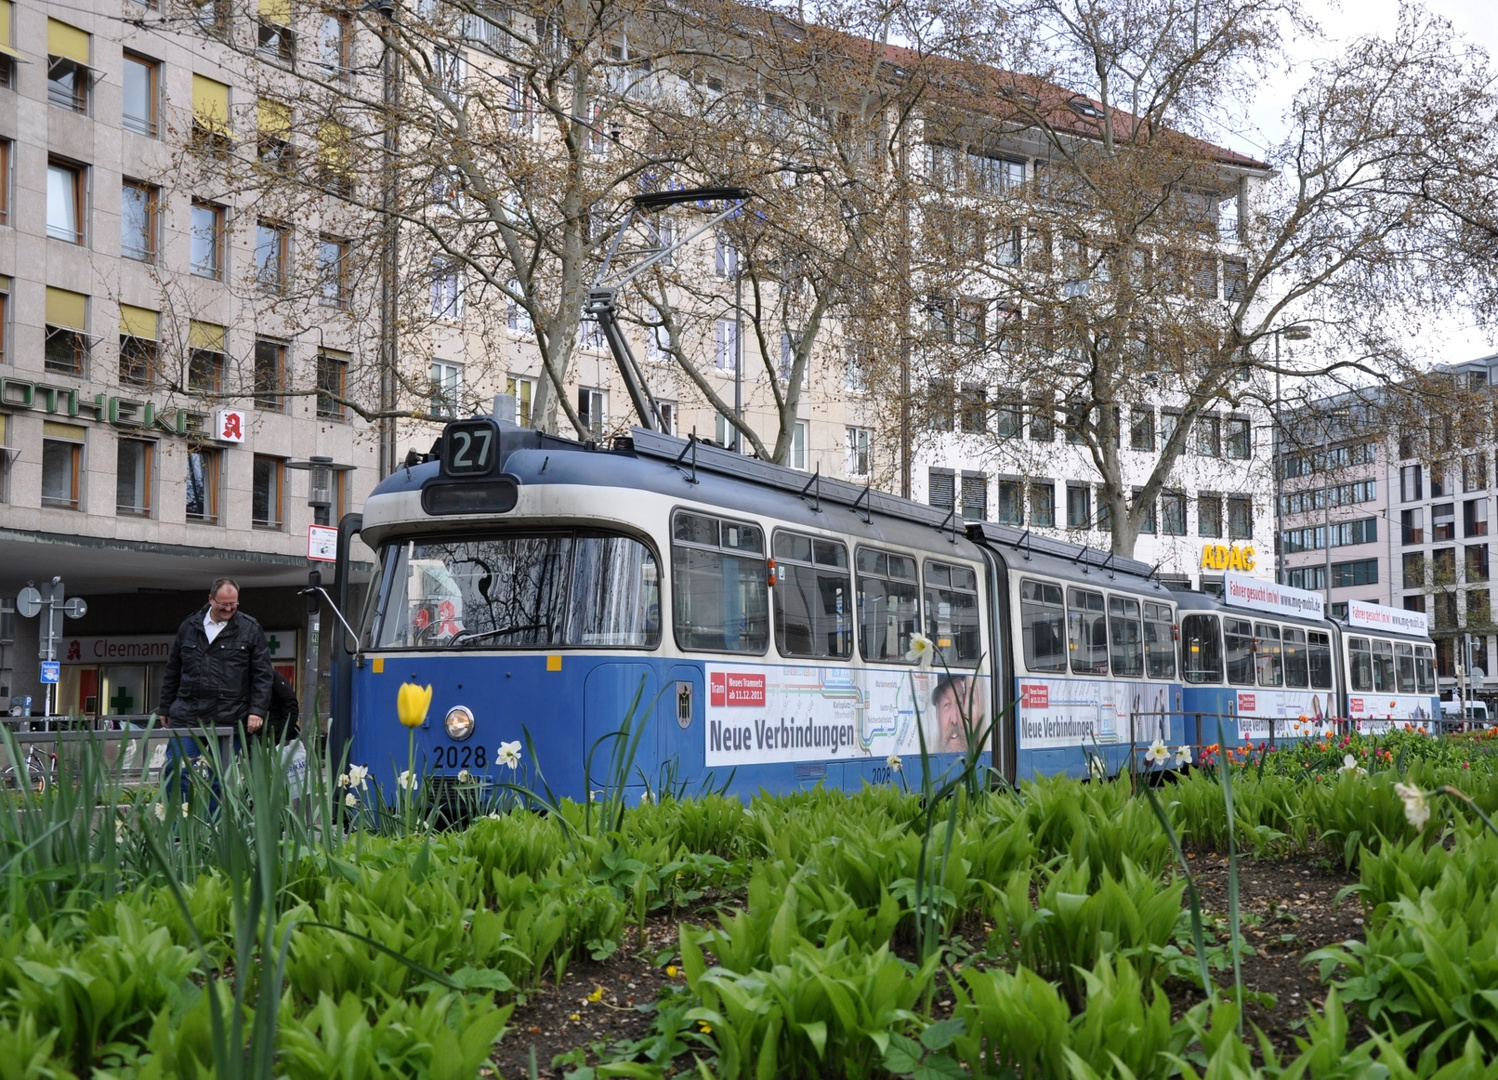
[398,683,433,728]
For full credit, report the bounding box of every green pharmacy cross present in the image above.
[110,686,135,714]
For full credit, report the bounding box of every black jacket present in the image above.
[261,671,300,740]
[160,606,274,729]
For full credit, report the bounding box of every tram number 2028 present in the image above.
[434,744,487,770]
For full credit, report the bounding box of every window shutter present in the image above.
[119,304,158,339]
[189,320,225,352]
[962,473,988,520]
[929,468,955,511]
[45,287,87,330]
[192,74,231,134]
[47,18,89,62]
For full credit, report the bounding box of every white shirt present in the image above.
[204,610,229,644]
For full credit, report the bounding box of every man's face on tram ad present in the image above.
[932,676,978,752]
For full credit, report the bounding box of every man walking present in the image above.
[160,578,274,737]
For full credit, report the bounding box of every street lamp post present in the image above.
[1271,324,1312,585]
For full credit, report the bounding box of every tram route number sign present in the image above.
[442,418,499,478]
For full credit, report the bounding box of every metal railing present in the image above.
[0,715,238,785]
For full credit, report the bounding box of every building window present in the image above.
[41,424,85,509]
[1066,483,1090,529]
[431,259,462,319]
[254,338,285,411]
[714,235,738,278]
[1431,461,1449,498]
[116,437,153,516]
[122,53,158,135]
[1331,559,1379,588]
[319,236,348,307]
[0,4,16,88]
[1134,489,1156,534]
[578,387,607,438]
[1402,507,1424,545]
[1400,464,1423,502]
[995,478,1022,525]
[319,14,350,78]
[1227,496,1253,539]
[47,20,90,112]
[0,276,11,363]
[961,473,990,521]
[257,15,295,61]
[317,350,349,419]
[1129,407,1154,451]
[1195,414,1221,457]
[928,468,955,513]
[1198,494,1223,538]
[252,456,284,528]
[257,98,293,174]
[1403,552,1426,589]
[190,202,223,278]
[121,180,157,261]
[995,395,1022,439]
[578,318,606,351]
[430,360,461,419]
[715,319,737,370]
[44,287,88,377]
[1466,499,1489,538]
[1029,395,1055,442]
[256,220,288,291]
[47,160,84,243]
[846,426,871,476]
[1434,547,1456,586]
[190,73,232,153]
[0,141,10,227]
[185,446,221,523]
[788,418,805,468]
[317,120,354,195]
[187,321,225,394]
[1224,417,1251,459]
[844,341,868,393]
[119,304,158,387]
[1286,566,1327,592]
[1161,490,1187,535]
[1465,453,1488,492]
[959,386,987,433]
[1468,545,1489,583]
[1469,591,1491,627]
[1030,482,1055,527]
[1434,502,1456,541]
[506,374,534,427]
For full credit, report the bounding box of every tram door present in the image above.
[660,665,704,782]
[583,664,661,789]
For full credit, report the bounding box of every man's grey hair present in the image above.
[210,577,241,598]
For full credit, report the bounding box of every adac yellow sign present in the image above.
[1201,544,1256,572]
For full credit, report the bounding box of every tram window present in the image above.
[1109,597,1144,677]
[1224,617,1255,686]
[1415,645,1436,694]
[1309,631,1333,689]
[672,511,769,654]
[923,561,982,667]
[1143,602,1176,679]
[1067,588,1109,675]
[1395,643,1415,694]
[1282,627,1310,688]
[1182,614,1223,683]
[1371,639,1396,693]
[1348,637,1373,692]
[1254,623,1284,687]
[856,548,921,662]
[772,531,852,659]
[372,532,662,649]
[1019,579,1067,672]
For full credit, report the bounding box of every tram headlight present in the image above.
[443,705,476,741]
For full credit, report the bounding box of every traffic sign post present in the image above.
[14,577,88,719]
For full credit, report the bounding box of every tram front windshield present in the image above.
[369,532,661,648]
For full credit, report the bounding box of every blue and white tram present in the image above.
[1177,573,1341,748]
[1334,600,1438,733]
[967,523,1184,780]
[339,418,997,800]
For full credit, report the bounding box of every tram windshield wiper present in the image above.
[451,624,545,645]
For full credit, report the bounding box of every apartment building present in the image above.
[1279,358,1498,695]
[0,0,378,715]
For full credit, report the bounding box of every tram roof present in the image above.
[966,522,1158,584]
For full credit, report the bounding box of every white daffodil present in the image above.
[640,789,652,805]
[345,792,358,808]
[486,811,503,820]
[347,764,371,789]
[181,802,190,818]
[457,769,471,784]
[1144,738,1168,765]
[338,773,351,789]
[1176,745,1193,766]
[905,633,935,668]
[153,802,166,823]
[1087,754,1105,780]
[886,753,902,772]
[1395,782,1430,831]
[115,820,127,843]
[397,769,418,792]
[1338,754,1366,776]
[497,741,522,770]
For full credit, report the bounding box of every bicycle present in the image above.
[2,743,58,794]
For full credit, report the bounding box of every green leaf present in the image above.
[919,1018,965,1051]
